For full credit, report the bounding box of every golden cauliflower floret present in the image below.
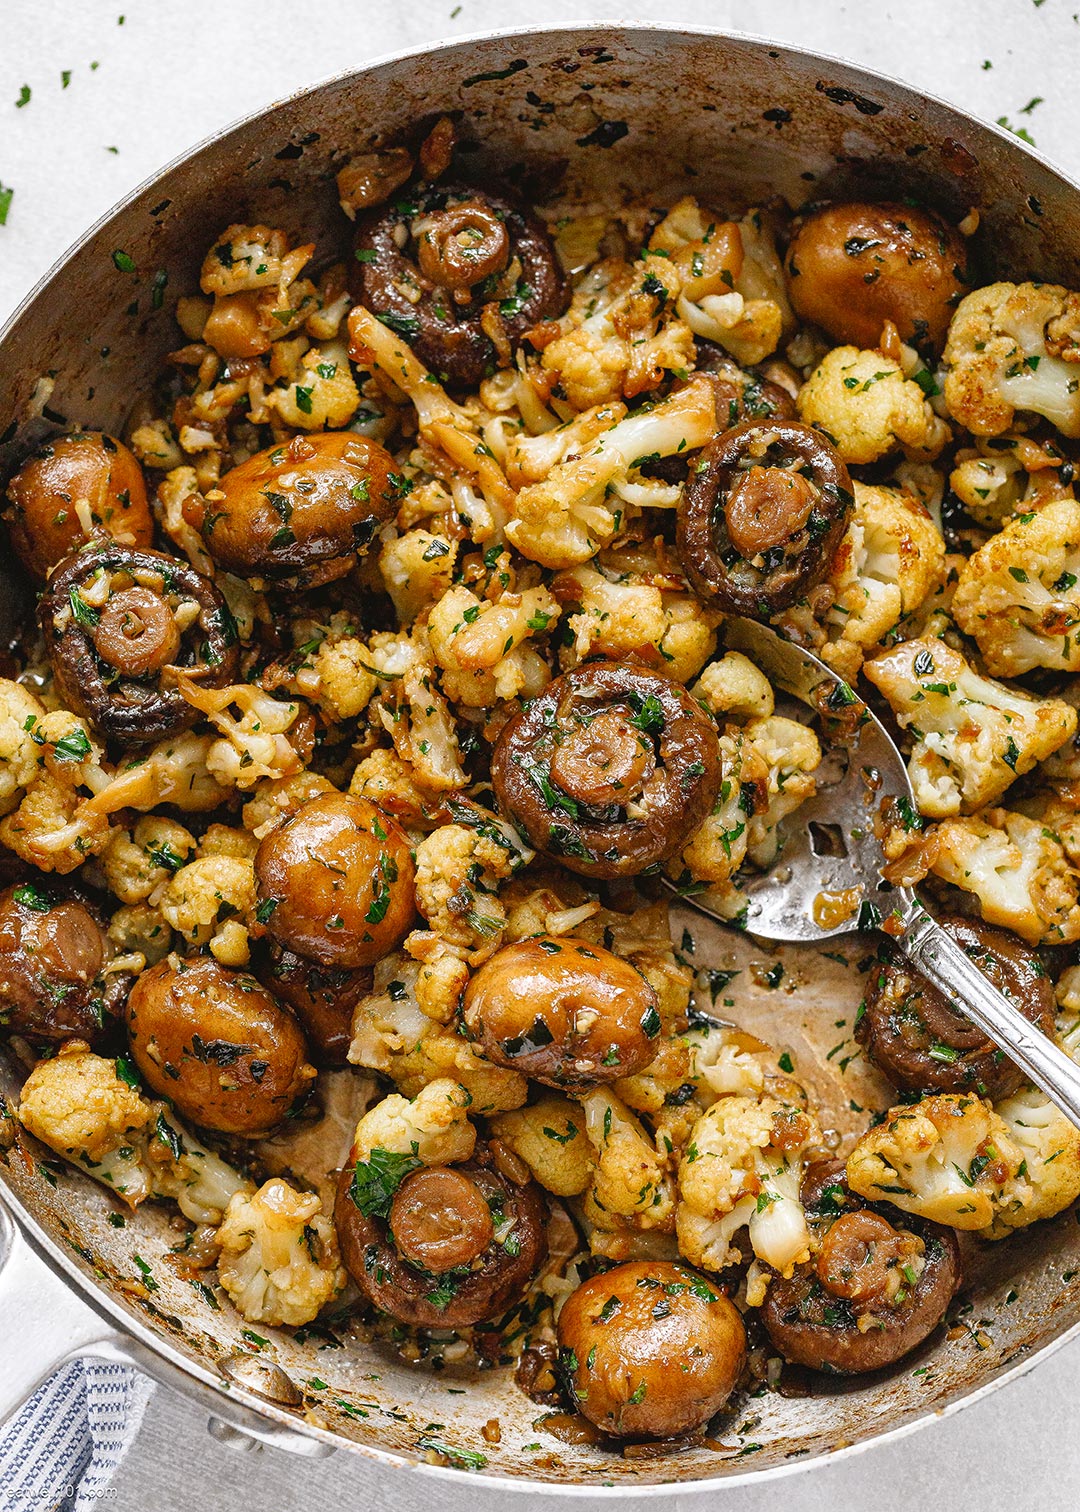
[0,678,46,815]
[17,1045,250,1218]
[506,380,715,569]
[797,346,949,465]
[929,807,1080,944]
[267,341,359,430]
[100,817,197,904]
[676,730,765,889]
[413,823,515,950]
[108,902,172,967]
[379,529,458,625]
[428,583,559,705]
[845,1093,1026,1230]
[349,746,433,827]
[388,1022,527,1113]
[159,854,256,947]
[951,497,1080,675]
[986,1084,1080,1236]
[555,563,719,681]
[18,1042,151,1164]
[198,823,258,861]
[822,481,946,677]
[864,637,1076,818]
[654,199,793,366]
[676,1094,821,1277]
[580,1087,674,1230]
[942,280,1080,438]
[199,224,296,296]
[352,1079,476,1167]
[742,714,822,870]
[948,433,1074,530]
[0,769,111,874]
[241,771,336,840]
[488,1095,593,1197]
[216,1179,344,1327]
[303,635,379,721]
[540,252,694,410]
[693,653,775,722]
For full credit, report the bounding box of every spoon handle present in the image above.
[895,899,1080,1128]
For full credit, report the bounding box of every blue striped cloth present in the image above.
[0,1362,153,1510]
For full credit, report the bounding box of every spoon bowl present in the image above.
[673,619,1080,1129]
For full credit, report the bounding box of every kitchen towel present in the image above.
[0,1362,153,1510]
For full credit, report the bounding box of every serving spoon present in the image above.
[674,618,1080,1129]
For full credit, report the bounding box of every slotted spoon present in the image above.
[674,618,1080,1128]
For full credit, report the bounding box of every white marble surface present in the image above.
[3,0,1079,1506]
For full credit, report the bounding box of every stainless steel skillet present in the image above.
[4,21,1080,1493]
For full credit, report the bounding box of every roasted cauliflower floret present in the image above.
[949,432,1075,530]
[864,637,1077,817]
[580,1087,675,1230]
[18,1042,151,1170]
[797,346,949,465]
[347,959,527,1113]
[100,816,197,905]
[414,822,520,951]
[929,807,1080,944]
[651,199,793,366]
[0,679,46,815]
[506,379,715,569]
[159,854,256,965]
[379,529,458,625]
[488,1095,593,1197]
[987,1084,1080,1236]
[17,1043,249,1220]
[146,1106,253,1224]
[351,1079,477,1167]
[267,341,359,431]
[675,729,765,890]
[743,715,823,870]
[694,652,775,722]
[676,1093,821,1276]
[845,1092,1027,1230]
[216,1178,345,1326]
[554,555,720,684]
[428,583,560,706]
[821,482,946,678]
[951,498,1080,675]
[539,250,694,410]
[942,280,1080,438]
[348,746,434,828]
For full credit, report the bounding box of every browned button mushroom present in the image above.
[334,1148,547,1328]
[761,1160,961,1375]
[389,1166,495,1270]
[93,587,181,675]
[785,201,969,356]
[38,545,239,744]
[254,792,415,969]
[198,432,400,590]
[351,181,568,389]
[556,1261,746,1439]
[462,934,661,1087]
[125,956,314,1136]
[856,915,1055,1100]
[0,879,128,1047]
[491,662,721,879]
[416,203,511,289]
[252,941,371,1068]
[3,432,153,581]
[677,420,853,615]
